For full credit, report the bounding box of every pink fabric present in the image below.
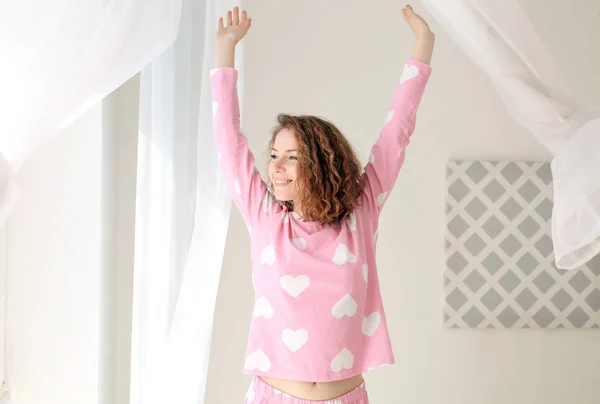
[244,377,369,404]
[210,59,432,382]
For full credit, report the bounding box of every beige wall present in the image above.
[6,81,139,404]
[207,1,600,403]
[8,104,106,404]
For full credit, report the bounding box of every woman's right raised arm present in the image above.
[211,7,278,229]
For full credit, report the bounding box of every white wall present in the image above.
[5,78,139,404]
[7,103,105,404]
[0,225,7,394]
[206,0,600,403]
[113,75,140,404]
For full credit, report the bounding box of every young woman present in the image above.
[211,5,434,403]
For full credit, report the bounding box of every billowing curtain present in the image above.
[0,0,183,223]
[130,0,241,403]
[0,0,183,400]
[421,0,600,269]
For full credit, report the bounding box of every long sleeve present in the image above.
[360,59,432,214]
[210,67,279,228]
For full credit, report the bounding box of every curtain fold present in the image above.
[130,0,241,403]
[421,0,600,268]
[0,0,183,227]
[0,1,183,400]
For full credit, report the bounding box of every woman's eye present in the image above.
[289,156,298,160]
[269,154,278,160]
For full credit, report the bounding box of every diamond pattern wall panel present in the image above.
[445,161,600,329]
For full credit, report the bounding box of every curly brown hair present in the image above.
[268,114,364,225]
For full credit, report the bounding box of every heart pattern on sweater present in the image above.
[244,349,271,372]
[292,238,307,251]
[253,296,273,319]
[385,110,394,125]
[362,312,381,336]
[280,275,310,298]
[260,243,275,266]
[332,243,356,265]
[281,328,309,352]
[332,294,357,318]
[400,64,419,83]
[330,348,354,372]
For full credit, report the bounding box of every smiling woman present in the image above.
[267,128,298,202]
[267,113,364,224]
[211,4,434,403]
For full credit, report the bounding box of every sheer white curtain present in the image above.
[130,0,241,403]
[0,1,183,400]
[421,0,600,269]
[0,0,183,224]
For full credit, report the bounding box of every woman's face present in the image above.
[268,128,298,202]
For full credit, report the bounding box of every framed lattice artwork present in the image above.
[444,161,600,329]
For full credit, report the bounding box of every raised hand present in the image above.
[217,6,252,46]
[402,4,433,41]
[403,4,435,64]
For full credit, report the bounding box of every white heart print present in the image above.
[346,213,357,231]
[362,312,381,336]
[362,264,368,283]
[281,328,309,352]
[332,243,356,265]
[280,275,310,298]
[212,101,218,118]
[376,192,387,207]
[369,153,375,164]
[253,296,273,319]
[332,294,357,318]
[245,387,256,403]
[385,110,394,125]
[400,64,420,83]
[244,349,271,372]
[330,348,354,372]
[260,243,275,266]
[234,179,241,195]
[292,238,307,251]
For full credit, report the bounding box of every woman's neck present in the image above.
[292,201,304,219]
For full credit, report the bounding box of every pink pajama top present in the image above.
[210,59,431,382]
